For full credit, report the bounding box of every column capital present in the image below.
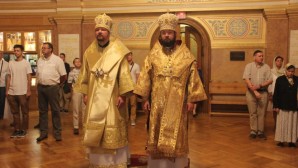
[82,15,96,24]
[287,4,298,18]
[49,15,83,25]
[263,8,288,19]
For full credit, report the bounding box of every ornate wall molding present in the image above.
[200,16,263,40]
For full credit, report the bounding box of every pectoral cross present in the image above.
[95,68,104,78]
[100,75,113,88]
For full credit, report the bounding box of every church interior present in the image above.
[0,0,298,167]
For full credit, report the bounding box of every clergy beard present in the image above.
[97,35,104,42]
[98,41,110,48]
[97,33,109,47]
[159,38,176,48]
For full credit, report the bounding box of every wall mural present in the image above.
[117,22,134,39]
[200,16,262,39]
[113,20,155,40]
[112,16,262,41]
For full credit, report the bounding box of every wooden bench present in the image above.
[209,82,248,116]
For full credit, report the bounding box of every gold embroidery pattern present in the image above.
[99,75,114,88]
[86,122,103,129]
[102,124,128,149]
[157,70,189,154]
[83,122,105,147]
[134,41,207,158]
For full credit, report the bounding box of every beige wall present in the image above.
[211,49,255,83]
[82,23,95,55]
[56,23,82,63]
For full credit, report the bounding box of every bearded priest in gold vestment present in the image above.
[134,13,207,168]
[74,13,134,168]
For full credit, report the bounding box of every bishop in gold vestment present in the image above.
[134,13,207,167]
[74,14,134,168]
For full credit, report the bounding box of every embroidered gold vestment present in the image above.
[74,37,134,153]
[134,42,207,158]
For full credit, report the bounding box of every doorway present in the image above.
[150,19,211,113]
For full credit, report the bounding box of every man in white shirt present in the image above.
[243,50,272,139]
[6,45,32,138]
[36,42,67,142]
[0,51,9,120]
[126,52,140,126]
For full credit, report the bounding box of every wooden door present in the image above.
[181,24,207,113]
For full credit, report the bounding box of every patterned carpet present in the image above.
[128,155,190,168]
[129,154,148,168]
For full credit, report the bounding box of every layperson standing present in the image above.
[68,58,85,135]
[273,63,298,147]
[243,50,272,139]
[59,53,71,112]
[134,13,207,167]
[267,56,285,130]
[0,51,9,120]
[36,42,67,142]
[6,44,32,138]
[126,52,140,126]
[74,13,134,167]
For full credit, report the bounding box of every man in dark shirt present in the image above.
[59,53,71,112]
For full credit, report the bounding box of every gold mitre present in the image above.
[158,13,178,31]
[94,13,112,31]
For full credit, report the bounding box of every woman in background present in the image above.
[273,63,298,147]
[268,56,285,130]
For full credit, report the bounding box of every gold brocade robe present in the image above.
[74,37,134,153]
[134,42,207,158]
